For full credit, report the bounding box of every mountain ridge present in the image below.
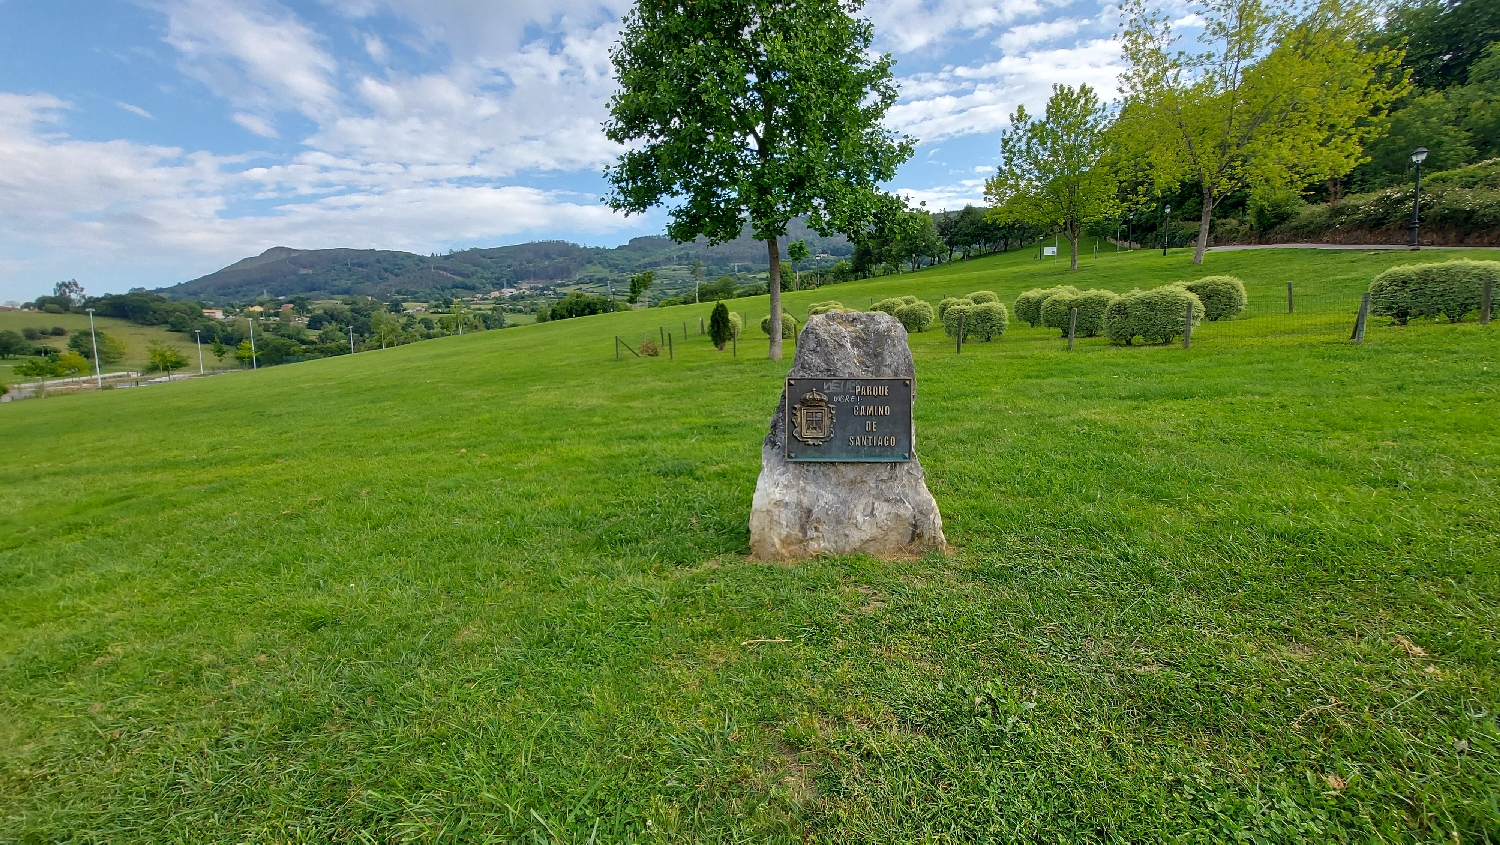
[155,223,853,303]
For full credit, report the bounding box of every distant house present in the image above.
[202,308,225,320]
[501,288,519,297]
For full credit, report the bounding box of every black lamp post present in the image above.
[1409,146,1428,249]
[1162,203,1171,256]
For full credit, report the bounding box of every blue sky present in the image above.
[0,0,1129,301]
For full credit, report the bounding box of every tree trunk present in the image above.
[766,236,783,361]
[1068,226,1080,271]
[1194,185,1214,265]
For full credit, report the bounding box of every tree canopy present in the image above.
[604,0,912,359]
[1117,0,1399,263]
[985,84,1115,270]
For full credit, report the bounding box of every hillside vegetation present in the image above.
[157,220,853,304]
[2,247,1497,840]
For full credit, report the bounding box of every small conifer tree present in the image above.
[709,301,732,350]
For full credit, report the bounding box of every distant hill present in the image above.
[157,222,852,304]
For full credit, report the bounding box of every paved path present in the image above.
[1207,243,1496,252]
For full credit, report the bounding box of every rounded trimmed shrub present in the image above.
[1369,260,1499,325]
[1103,286,1203,345]
[727,311,743,336]
[1180,275,1247,321]
[1014,285,1080,327]
[966,290,999,305]
[945,301,1008,341]
[941,302,973,340]
[760,311,796,338]
[894,300,935,333]
[1041,289,1118,337]
[807,300,845,315]
[937,297,973,319]
[871,298,901,316]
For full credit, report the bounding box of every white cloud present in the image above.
[232,112,278,137]
[0,91,642,298]
[996,18,1086,52]
[890,38,1124,142]
[363,34,388,63]
[162,0,340,120]
[894,178,990,211]
[868,0,1060,52]
[117,101,155,119]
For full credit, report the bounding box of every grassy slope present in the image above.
[0,311,207,384]
[1,246,1497,842]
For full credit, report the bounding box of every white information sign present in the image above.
[1043,246,1057,256]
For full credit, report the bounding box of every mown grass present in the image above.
[2,246,1498,842]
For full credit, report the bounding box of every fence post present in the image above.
[683,321,688,341]
[732,328,737,358]
[1287,282,1294,314]
[660,326,665,345]
[700,317,705,334]
[1183,302,1194,349]
[1352,293,1370,344]
[615,336,620,361]
[956,311,964,354]
[1068,307,1078,351]
[1483,279,1493,326]
[668,332,674,360]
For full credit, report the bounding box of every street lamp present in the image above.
[1162,204,1171,256]
[85,307,102,389]
[194,329,204,375]
[1409,146,1429,249]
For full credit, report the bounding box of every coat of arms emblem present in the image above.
[791,389,835,446]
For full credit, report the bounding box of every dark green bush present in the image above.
[1104,286,1204,345]
[1369,260,1499,324]
[1179,275,1248,321]
[708,302,732,349]
[894,301,934,333]
[1014,286,1080,327]
[1041,289,1118,337]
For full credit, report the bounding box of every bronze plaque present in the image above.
[785,377,913,462]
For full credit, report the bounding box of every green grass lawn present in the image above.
[2,246,1497,841]
[0,311,209,385]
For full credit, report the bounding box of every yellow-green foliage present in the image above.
[727,311,743,336]
[760,311,796,338]
[871,295,919,316]
[937,297,973,319]
[1369,260,1499,324]
[894,301,935,333]
[1180,275,1248,321]
[966,290,999,305]
[1040,289,1118,337]
[1104,286,1204,345]
[944,300,1009,341]
[807,300,845,315]
[1014,286,1080,327]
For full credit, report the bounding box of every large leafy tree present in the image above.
[604,0,912,359]
[985,84,1115,271]
[1117,0,1400,264]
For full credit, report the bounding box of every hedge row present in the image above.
[1369,260,1499,324]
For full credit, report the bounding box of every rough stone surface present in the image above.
[749,311,946,560]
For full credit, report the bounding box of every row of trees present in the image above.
[987,0,1406,269]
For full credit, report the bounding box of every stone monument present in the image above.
[749,311,946,559]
